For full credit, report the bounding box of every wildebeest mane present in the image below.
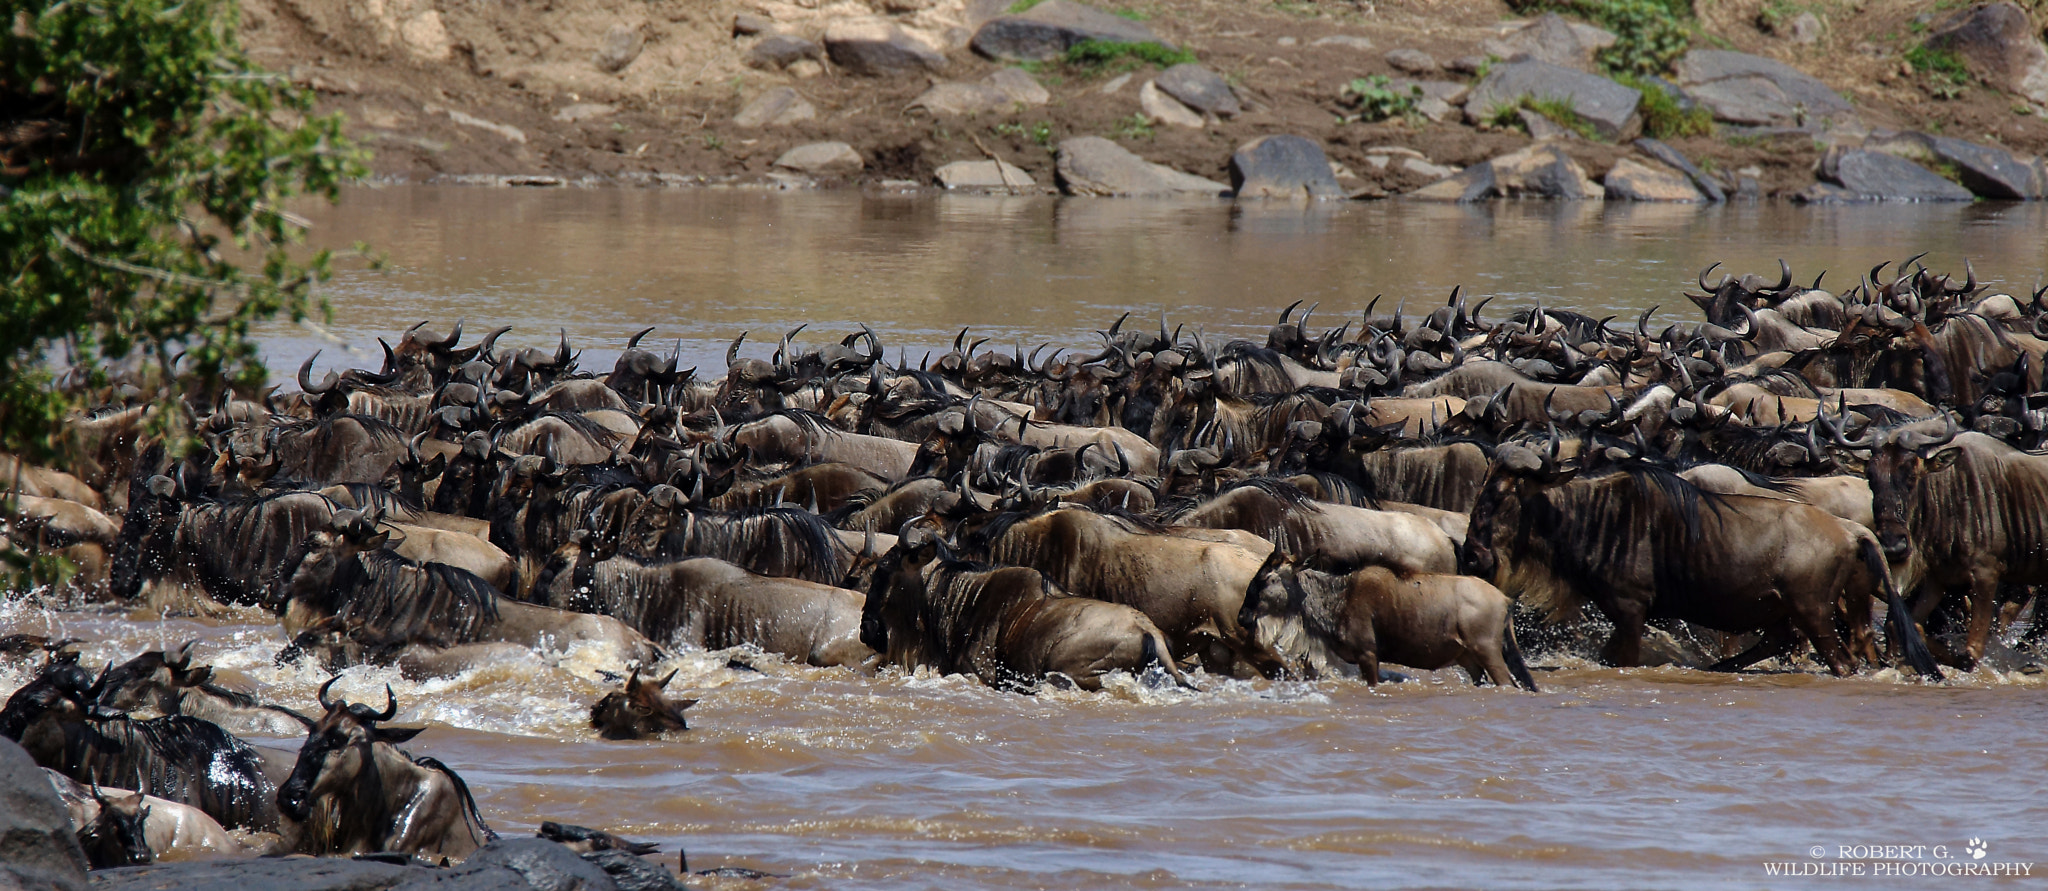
[1214,341,1296,394]
[181,491,340,609]
[644,506,847,584]
[1513,462,1727,619]
[61,715,275,831]
[324,549,502,648]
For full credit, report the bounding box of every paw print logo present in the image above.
[1966,839,1988,860]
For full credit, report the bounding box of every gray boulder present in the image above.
[1311,35,1374,51]
[1229,135,1344,199]
[909,81,1010,115]
[1482,13,1616,71]
[0,738,86,891]
[1384,48,1438,74]
[1672,49,1856,128]
[774,142,865,175]
[1389,78,1469,105]
[465,839,620,891]
[733,87,816,127]
[971,0,1169,62]
[1926,2,2048,105]
[934,159,1037,189]
[1924,135,2046,199]
[1632,137,1726,201]
[825,19,946,76]
[1464,60,1641,140]
[746,34,824,70]
[1408,143,1599,201]
[91,859,420,891]
[1603,157,1703,201]
[985,67,1051,105]
[1817,148,1974,201]
[1054,137,1229,197]
[733,13,774,36]
[1155,64,1241,117]
[593,24,644,74]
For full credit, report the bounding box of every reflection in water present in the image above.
[276,188,2048,377]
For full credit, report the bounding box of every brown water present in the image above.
[26,188,2048,889]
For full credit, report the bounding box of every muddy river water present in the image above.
[16,188,2048,889]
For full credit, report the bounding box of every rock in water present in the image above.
[1603,157,1703,202]
[1229,135,1345,200]
[1923,135,2047,199]
[1154,63,1241,117]
[1408,144,1599,201]
[934,160,1038,189]
[466,838,622,891]
[1925,2,2048,105]
[825,19,946,76]
[1464,60,1642,141]
[0,738,87,891]
[733,87,816,128]
[774,142,866,175]
[971,0,1170,62]
[1054,137,1229,197]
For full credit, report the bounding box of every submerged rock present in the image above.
[1229,135,1345,200]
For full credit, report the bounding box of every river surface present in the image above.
[24,188,2048,889]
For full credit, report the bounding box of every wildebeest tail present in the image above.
[1500,620,1539,693]
[1141,630,1197,691]
[1859,537,1942,681]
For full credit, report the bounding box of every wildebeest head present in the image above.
[1831,412,1961,561]
[78,786,153,868]
[0,658,99,742]
[92,644,211,717]
[110,469,182,602]
[277,678,419,823]
[1461,435,1573,580]
[589,667,695,740]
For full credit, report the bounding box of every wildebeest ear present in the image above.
[1925,446,1962,472]
[423,453,446,478]
[372,725,425,744]
[179,665,213,687]
[674,698,698,711]
[361,531,391,550]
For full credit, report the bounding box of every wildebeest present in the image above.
[1168,479,1458,576]
[1460,442,1941,678]
[589,667,696,740]
[46,770,254,863]
[92,645,312,736]
[863,534,1191,691]
[1836,416,2048,668]
[1245,565,1537,690]
[68,783,155,867]
[277,680,495,860]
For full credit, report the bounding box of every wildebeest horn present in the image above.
[1299,302,1318,337]
[318,676,341,712]
[477,326,512,364]
[1768,258,1791,293]
[297,352,338,396]
[727,332,747,370]
[1106,311,1128,339]
[1895,413,1961,454]
[403,320,430,343]
[859,323,879,360]
[1820,408,1877,450]
[1278,299,1301,326]
[1735,302,1760,340]
[1698,262,1728,293]
[1636,305,1657,344]
[2032,314,2048,340]
[953,327,969,352]
[1469,293,1492,329]
[371,685,398,721]
[626,327,656,351]
[435,319,464,351]
[1530,297,1546,334]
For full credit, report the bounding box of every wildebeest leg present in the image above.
[1356,649,1382,689]
[1962,568,2000,671]
[1598,598,1648,667]
[1706,624,1797,673]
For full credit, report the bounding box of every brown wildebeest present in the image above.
[590,668,696,740]
[1245,565,1537,690]
[277,679,495,860]
[92,645,313,737]
[47,770,249,863]
[1460,440,1941,679]
[863,534,1192,692]
[1168,479,1457,576]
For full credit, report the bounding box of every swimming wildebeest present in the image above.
[92,645,313,736]
[277,679,496,860]
[589,667,696,739]
[1245,564,1538,690]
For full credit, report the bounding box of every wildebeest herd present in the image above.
[10,255,2048,871]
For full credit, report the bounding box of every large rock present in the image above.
[1926,2,2048,105]
[1138,80,1204,127]
[934,159,1037,189]
[1384,48,1438,74]
[0,738,86,891]
[908,81,1010,115]
[1389,78,1469,105]
[1229,135,1344,199]
[774,142,865,175]
[824,19,946,76]
[1408,143,1599,201]
[580,850,686,891]
[746,34,824,70]
[1154,64,1241,117]
[90,859,419,891]
[1464,60,1641,140]
[1919,135,2046,199]
[1672,49,1856,128]
[1818,148,1974,201]
[732,87,816,127]
[1603,157,1703,201]
[971,0,1170,62]
[985,67,1051,105]
[1482,13,1617,70]
[1632,137,1726,201]
[593,24,644,74]
[465,839,620,891]
[1054,136,1229,197]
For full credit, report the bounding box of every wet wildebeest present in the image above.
[535,536,874,669]
[111,471,337,611]
[70,784,154,867]
[47,770,247,861]
[278,679,496,859]
[589,667,696,739]
[1,660,283,831]
[973,506,1282,676]
[1168,479,1457,576]
[1246,565,1538,690]
[863,534,1192,692]
[92,645,313,736]
[1835,416,2048,668]
[1461,441,1941,678]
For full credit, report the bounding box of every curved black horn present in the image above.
[626,327,656,351]
[1278,299,1302,326]
[372,685,398,722]
[297,352,338,395]
[727,332,747,369]
[1698,262,1728,292]
[318,676,341,711]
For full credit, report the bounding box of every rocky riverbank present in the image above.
[247,0,2048,201]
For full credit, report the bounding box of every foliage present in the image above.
[995,120,1056,147]
[1509,0,1694,76]
[1523,96,1601,139]
[1615,74,1714,138]
[1905,45,1971,85]
[0,0,364,464]
[1112,113,1156,140]
[1342,75,1422,123]
[1113,7,1152,21]
[1007,0,1046,12]
[1061,39,1197,72]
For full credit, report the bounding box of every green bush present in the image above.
[1343,75,1422,123]
[1510,0,1694,76]
[1061,39,1197,71]
[1616,73,1715,138]
[1905,45,1971,85]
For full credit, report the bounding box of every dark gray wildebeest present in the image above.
[862,534,1192,692]
[1830,414,2048,669]
[534,535,874,669]
[111,470,338,612]
[91,645,313,736]
[1168,479,1458,576]
[1460,440,1941,679]
[63,782,155,867]
[46,770,251,863]
[277,680,496,860]
[589,667,696,740]
[278,511,660,674]
[1244,564,1538,691]
[971,506,1283,676]
[1,660,283,832]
